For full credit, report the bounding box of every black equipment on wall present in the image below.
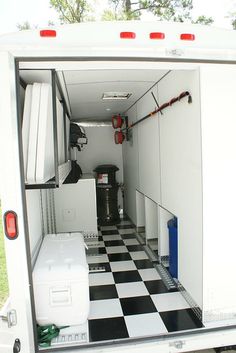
[70,123,88,151]
[63,122,86,184]
[94,165,120,226]
[64,160,82,184]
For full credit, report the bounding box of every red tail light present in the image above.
[180,33,195,41]
[150,32,165,40]
[40,29,57,37]
[4,211,18,240]
[120,32,136,39]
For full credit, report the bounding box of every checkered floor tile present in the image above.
[86,219,203,343]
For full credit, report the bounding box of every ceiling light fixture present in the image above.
[102,92,132,100]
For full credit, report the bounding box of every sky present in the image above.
[0,0,234,35]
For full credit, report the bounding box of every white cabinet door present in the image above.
[0,53,35,353]
[137,85,161,204]
[158,70,203,309]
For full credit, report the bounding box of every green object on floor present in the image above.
[37,324,69,347]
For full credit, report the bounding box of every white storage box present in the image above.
[33,233,90,326]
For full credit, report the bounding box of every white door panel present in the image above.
[0,52,35,353]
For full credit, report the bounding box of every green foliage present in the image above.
[17,21,54,31]
[227,1,236,29]
[0,206,9,308]
[144,0,193,22]
[232,17,236,29]
[16,21,35,31]
[192,15,214,25]
[104,0,213,24]
[49,0,94,23]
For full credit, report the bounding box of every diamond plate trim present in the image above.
[176,280,202,321]
[154,263,177,291]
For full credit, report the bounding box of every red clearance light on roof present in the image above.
[4,211,18,240]
[180,33,195,41]
[40,29,57,37]
[120,32,136,39]
[150,32,165,40]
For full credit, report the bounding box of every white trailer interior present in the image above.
[16,59,236,350]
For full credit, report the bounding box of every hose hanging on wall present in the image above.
[126,91,192,131]
[113,91,192,144]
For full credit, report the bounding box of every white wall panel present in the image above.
[158,206,173,258]
[26,190,43,259]
[77,125,123,209]
[22,85,32,178]
[137,85,161,204]
[122,105,139,224]
[145,197,158,241]
[158,70,203,308]
[27,83,41,183]
[36,84,54,183]
[54,174,97,234]
[56,98,66,165]
[136,190,145,228]
[200,65,236,322]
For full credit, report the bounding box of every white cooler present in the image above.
[33,233,90,326]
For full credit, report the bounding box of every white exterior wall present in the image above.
[0,52,35,353]
[158,70,203,309]
[200,65,236,322]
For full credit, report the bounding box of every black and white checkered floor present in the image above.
[86,219,203,342]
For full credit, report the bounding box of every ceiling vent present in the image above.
[102,92,132,100]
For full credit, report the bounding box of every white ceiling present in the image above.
[63,69,168,121]
[20,69,169,121]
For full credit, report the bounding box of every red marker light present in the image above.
[180,33,195,41]
[150,32,165,40]
[40,30,57,37]
[120,32,136,39]
[4,211,18,240]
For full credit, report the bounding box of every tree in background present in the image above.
[17,0,214,28]
[232,18,236,28]
[102,0,213,24]
[227,1,236,29]
[49,0,94,23]
[17,21,55,31]
[16,21,35,30]
[192,15,214,25]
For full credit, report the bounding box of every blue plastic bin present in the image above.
[168,217,178,278]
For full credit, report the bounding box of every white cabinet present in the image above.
[54,174,97,234]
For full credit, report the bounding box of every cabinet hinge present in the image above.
[0,309,17,327]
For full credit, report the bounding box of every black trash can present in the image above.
[94,165,120,226]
